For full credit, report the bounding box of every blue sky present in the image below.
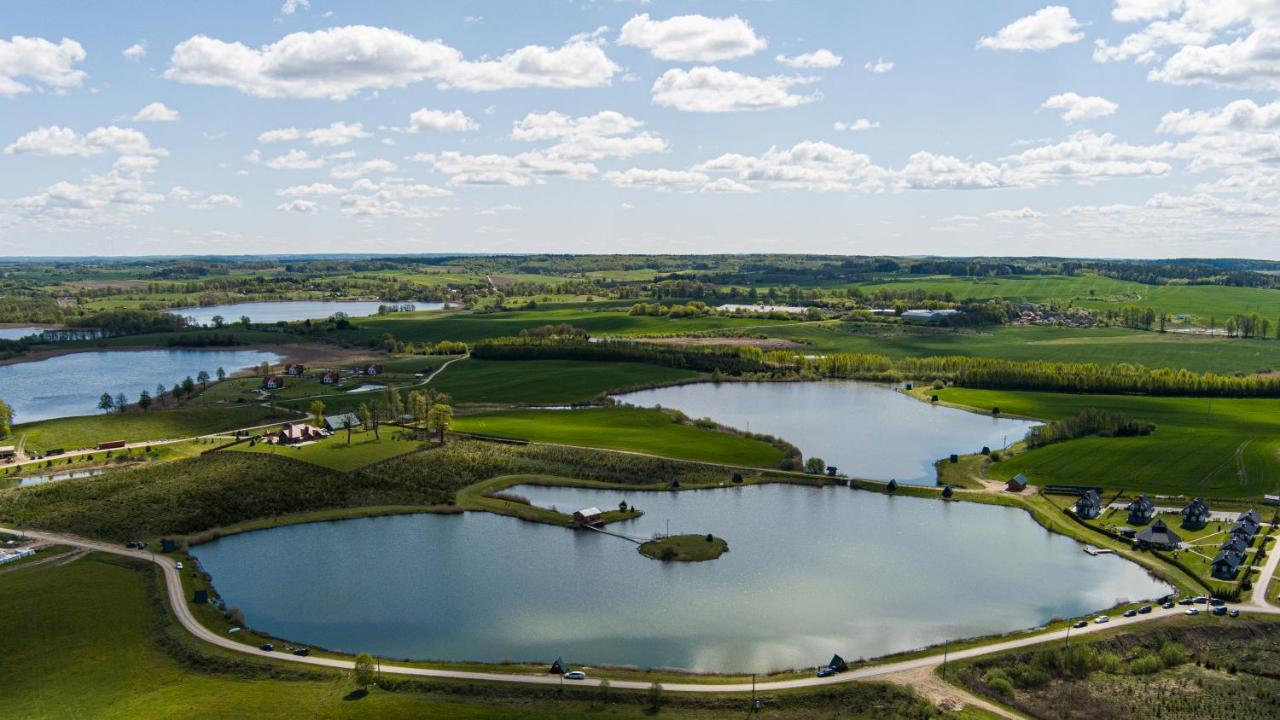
[2,1,1279,258]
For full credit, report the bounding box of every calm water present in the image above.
[0,349,279,423]
[171,301,443,326]
[15,469,103,487]
[0,326,42,341]
[193,484,1169,672]
[615,382,1040,484]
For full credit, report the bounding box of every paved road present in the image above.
[1252,532,1280,610]
[4,525,1278,695]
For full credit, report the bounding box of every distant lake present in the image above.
[170,301,444,326]
[0,349,280,423]
[614,381,1039,484]
[194,484,1169,673]
[0,326,42,341]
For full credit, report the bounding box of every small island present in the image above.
[638,534,729,562]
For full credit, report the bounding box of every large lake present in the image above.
[615,382,1039,484]
[0,349,279,423]
[170,301,443,326]
[0,326,42,341]
[193,484,1169,673]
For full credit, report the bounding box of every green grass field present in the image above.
[0,554,956,720]
[934,387,1280,498]
[231,430,424,472]
[13,405,289,454]
[767,322,1280,375]
[453,407,785,467]
[428,359,700,404]
[853,274,1280,323]
[340,305,793,344]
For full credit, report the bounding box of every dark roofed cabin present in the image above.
[827,654,848,673]
[1005,474,1028,493]
[1126,494,1155,525]
[1135,518,1182,550]
[572,507,603,527]
[1211,549,1245,579]
[1075,489,1102,520]
[1181,498,1210,529]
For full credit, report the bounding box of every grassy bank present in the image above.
[452,407,786,467]
[230,430,425,472]
[931,387,1280,498]
[12,404,291,454]
[639,534,729,562]
[428,358,701,405]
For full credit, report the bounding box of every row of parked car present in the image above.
[1074,595,1240,628]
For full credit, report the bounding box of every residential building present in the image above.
[1211,549,1246,580]
[320,371,341,384]
[1135,519,1182,550]
[324,413,363,432]
[1126,494,1155,525]
[572,507,603,526]
[1181,498,1211,529]
[284,364,306,375]
[262,376,286,390]
[1005,474,1028,493]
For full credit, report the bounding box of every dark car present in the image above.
[124,541,138,549]
[1162,601,1176,609]
[1123,609,1137,618]
[293,648,310,657]
[1072,620,1088,629]
[259,643,274,652]
[1208,598,1225,607]
[1212,606,1227,616]
[1178,598,1195,606]
[816,667,837,678]
[1138,605,1152,614]
[1193,595,1209,604]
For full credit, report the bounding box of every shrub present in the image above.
[987,677,1014,699]
[1128,654,1162,675]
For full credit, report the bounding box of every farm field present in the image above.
[12,404,289,454]
[766,323,1280,375]
[853,274,1280,323]
[933,387,1280,498]
[429,359,701,405]
[340,305,793,344]
[230,430,425,472]
[452,407,786,467]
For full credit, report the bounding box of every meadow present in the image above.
[0,555,954,720]
[231,430,425,472]
[452,407,786,467]
[767,323,1280,375]
[853,274,1280,323]
[934,387,1280,498]
[428,359,701,405]
[13,404,288,454]
[339,305,793,344]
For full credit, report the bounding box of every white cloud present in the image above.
[258,122,370,146]
[701,177,756,193]
[617,13,766,62]
[476,203,521,215]
[329,158,397,180]
[1158,99,1280,134]
[1112,0,1184,23]
[864,57,894,73]
[0,35,88,96]
[776,49,842,69]
[132,102,180,122]
[265,149,325,169]
[122,43,146,61]
[1004,130,1173,181]
[114,155,160,175]
[277,199,319,213]
[605,168,711,191]
[408,108,479,132]
[694,141,888,193]
[412,150,595,186]
[1150,27,1280,90]
[5,125,166,157]
[834,118,879,132]
[13,171,164,226]
[190,193,241,209]
[650,67,817,113]
[165,25,618,99]
[977,6,1084,51]
[986,207,1046,221]
[898,152,1007,190]
[1040,92,1119,121]
[280,0,310,15]
[277,183,344,196]
[510,110,666,159]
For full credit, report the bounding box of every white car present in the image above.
[1094,615,1110,624]
[563,671,586,680]
[175,562,184,570]
[1185,608,1200,616]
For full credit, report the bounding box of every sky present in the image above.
[2,0,1280,259]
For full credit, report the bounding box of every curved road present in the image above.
[4,525,1277,695]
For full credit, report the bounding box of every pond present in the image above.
[0,349,280,423]
[614,381,1039,484]
[11,469,104,488]
[192,483,1170,673]
[0,326,42,341]
[170,301,444,326]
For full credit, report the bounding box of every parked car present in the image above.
[1094,615,1110,624]
[1212,606,1227,616]
[259,643,274,652]
[1229,609,1240,618]
[125,541,139,549]
[1138,605,1152,614]
[816,667,837,678]
[1072,620,1088,629]
[1178,598,1195,606]
[1185,608,1199,616]
[1208,598,1225,607]
[174,562,184,570]
[563,671,586,680]
[293,648,310,657]
[1193,595,1209,604]
[1162,601,1176,609]
[1123,609,1137,618]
